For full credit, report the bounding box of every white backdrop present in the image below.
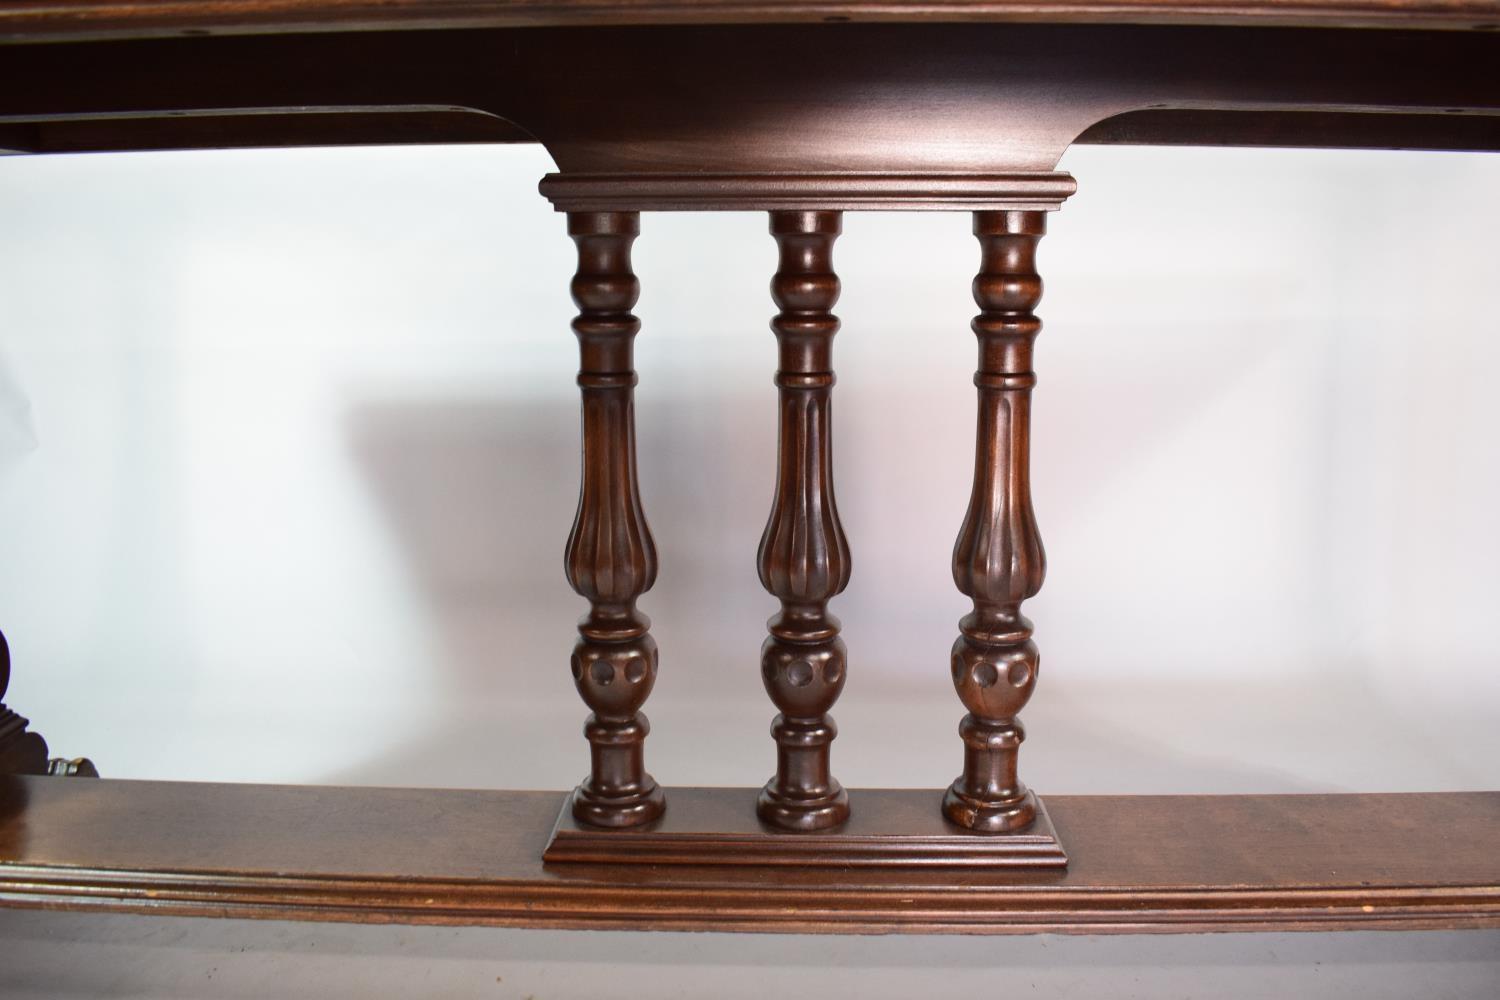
[2,141,1500,1000]
[0,142,1496,798]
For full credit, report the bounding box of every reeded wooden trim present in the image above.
[539,174,1079,213]
[545,789,1067,867]
[3,0,1500,43]
[2,778,1499,934]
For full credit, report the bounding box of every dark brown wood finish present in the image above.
[3,778,1500,933]
[945,211,1050,834]
[562,211,664,829]
[2,24,1498,190]
[0,631,97,779]
[3,0,1500,40]
[544,787,1067,867]
[756,211,852,832]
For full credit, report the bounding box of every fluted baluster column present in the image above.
[563,211,665,829]
[944,210,1048,833]
[757,210,851,832]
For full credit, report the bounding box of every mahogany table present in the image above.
[0,0,1497,934]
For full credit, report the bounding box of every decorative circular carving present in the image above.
[572,634,658,719]
[950,636,1037,720]
[1008,657,1033,687]
[823,657,843,685]
[786,661,814,687]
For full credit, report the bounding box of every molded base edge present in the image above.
[540,172,1077,212]
[544,787,1067,867]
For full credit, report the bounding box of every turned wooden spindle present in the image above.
[563,211,665,829]
[944,210,1049,834]
[757,210,851,832]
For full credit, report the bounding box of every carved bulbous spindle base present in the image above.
[946,618,1040,832]
[757,717,849,832]
[571,713,666,829]
[568,621,665,829]
[571,787,666,830]
[757,619,849,830]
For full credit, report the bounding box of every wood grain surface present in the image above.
[2,0,1500,43]
[1,777,1497,933]
[2,21,1496,180]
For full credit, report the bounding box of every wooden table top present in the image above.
[2,0,1499,41]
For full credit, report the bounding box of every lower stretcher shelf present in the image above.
[0,777,1496,935]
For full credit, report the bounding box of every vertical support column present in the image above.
[944,210,1048,833]
[564,211,665,829]
[757,210,851,832]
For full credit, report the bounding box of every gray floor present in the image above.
[0,910,1496,999]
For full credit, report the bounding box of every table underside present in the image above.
[0,20,1495,189]
[1,5,1497,940]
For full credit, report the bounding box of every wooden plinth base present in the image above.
[543,787,1066,868]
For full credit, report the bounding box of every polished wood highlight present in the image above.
[544,787,1067,867]
[945,211,1050,834]
[563,211,664,829]
[757,210,851,832]
[538,173,1079,212]
[2,778,1498,933]
[4,0,1500,41]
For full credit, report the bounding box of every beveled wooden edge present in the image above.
[2,779,1499,934]
[3,0,1500,44]
[538,173,1078,212]
[543,789,1067,867]
[0,109,534,155]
